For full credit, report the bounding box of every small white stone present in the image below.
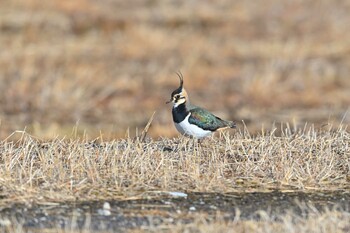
[103,202,111,210]
[167,191,188,198]
[98,202,111,216]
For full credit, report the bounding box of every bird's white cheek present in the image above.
[173,99,186,108]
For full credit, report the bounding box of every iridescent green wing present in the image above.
[188,107,228,131]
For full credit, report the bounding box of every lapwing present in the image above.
[166,72,236,139]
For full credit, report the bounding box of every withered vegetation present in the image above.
[0,125,348,206]
[0,0,350,139]
[0,0,350,231]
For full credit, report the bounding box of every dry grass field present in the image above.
[0,127,349,205]
[0,0,350,232]
[0,0,350,139]
[0,127,349,232]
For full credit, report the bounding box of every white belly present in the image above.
[175,114,212,139]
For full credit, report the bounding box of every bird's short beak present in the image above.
[166,99,172,104]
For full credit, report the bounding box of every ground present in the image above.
[0,0,349,232]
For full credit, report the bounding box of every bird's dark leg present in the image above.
[194,137,205,153]
[191,136,197,151]
[197,138,206,149]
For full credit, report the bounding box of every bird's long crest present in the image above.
[176,71,184,88]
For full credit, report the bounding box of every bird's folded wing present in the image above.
[188,108,227,131]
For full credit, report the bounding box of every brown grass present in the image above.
[0,125,348,206]
[162,209,350,233]
[0,1,349,231]
[0,0,350,139]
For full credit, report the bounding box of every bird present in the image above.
[166,72,236,139]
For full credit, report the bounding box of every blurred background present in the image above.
[0,0,349,139]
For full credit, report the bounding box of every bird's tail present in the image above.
[227,121,236,128]
[219,120,236,129]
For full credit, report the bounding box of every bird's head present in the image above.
[166,72,188,107]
